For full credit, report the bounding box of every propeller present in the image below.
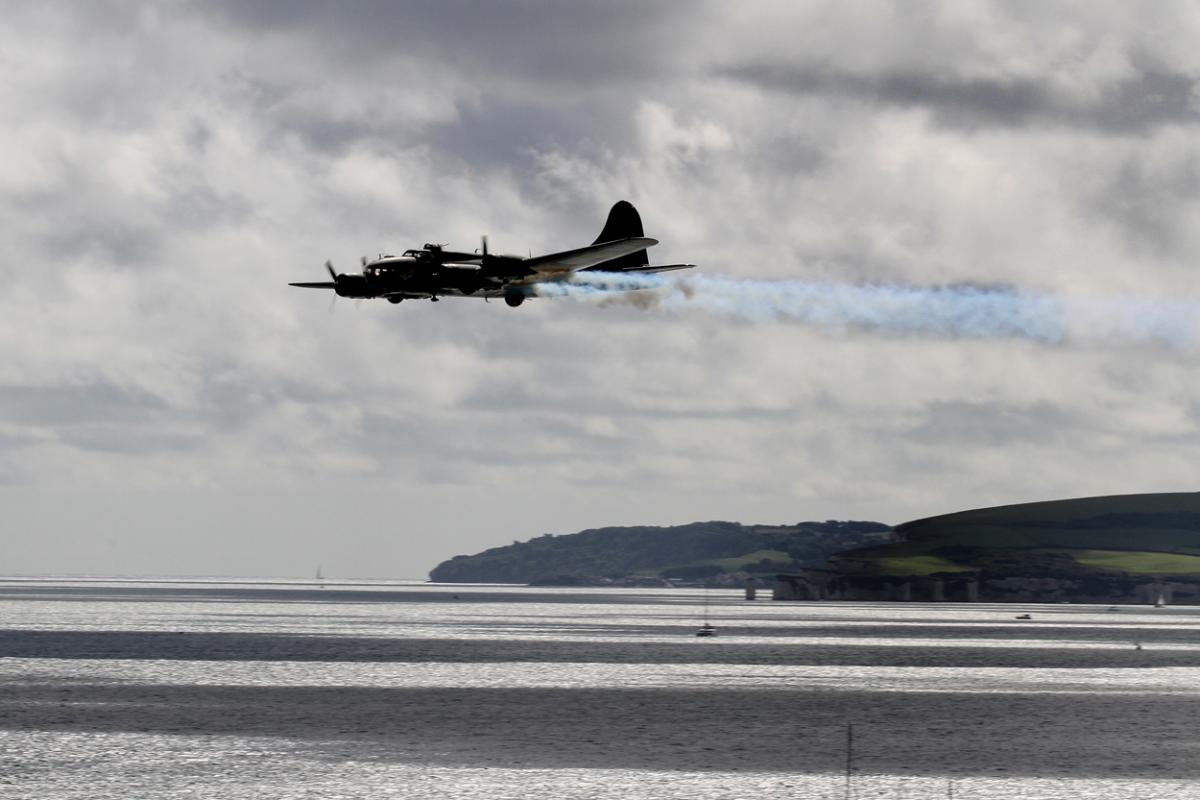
[327,261,340,312]
[479,235,501,273]
[289,261,340,291]
[285,260,370,306]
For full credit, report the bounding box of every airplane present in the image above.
[289,200,693,307]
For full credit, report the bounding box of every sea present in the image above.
[2,578,1199,799]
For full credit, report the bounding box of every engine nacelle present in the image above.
[334,274,371,298]
[504,289,526,307]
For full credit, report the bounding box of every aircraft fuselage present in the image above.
[334,253,532,301]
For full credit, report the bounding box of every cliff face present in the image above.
[429,520,893,584]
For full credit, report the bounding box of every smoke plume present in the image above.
[534,272,1199,351]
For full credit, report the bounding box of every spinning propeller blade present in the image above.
[289,261,339,290]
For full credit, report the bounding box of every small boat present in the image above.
[696,587,716,636]
[1015,613,1032,620]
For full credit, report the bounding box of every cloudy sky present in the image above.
[5,1,1200,579]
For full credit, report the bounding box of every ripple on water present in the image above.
[4,583,1200,798]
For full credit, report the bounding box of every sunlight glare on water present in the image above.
[2,580,1200,799]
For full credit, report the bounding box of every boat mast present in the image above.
[844,722,854,800]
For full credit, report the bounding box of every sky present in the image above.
[5,1,1200,579]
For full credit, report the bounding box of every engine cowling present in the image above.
[334,274,371,298]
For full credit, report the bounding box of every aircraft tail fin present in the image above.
[593,200,644,244]
[587,200,650,271]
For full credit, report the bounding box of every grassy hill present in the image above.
[428,520,893,584]
[838,492,1200,578]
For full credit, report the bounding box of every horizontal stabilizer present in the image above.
[619,264,694,274]
[289,281,338,289]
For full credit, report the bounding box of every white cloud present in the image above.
[3,1,1200,578]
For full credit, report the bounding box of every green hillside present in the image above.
[428,520,893,584]
[839,492,1200,578]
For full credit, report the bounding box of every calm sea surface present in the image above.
[2,579,1200,799]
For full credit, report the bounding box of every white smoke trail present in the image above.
[534,272,1200,351]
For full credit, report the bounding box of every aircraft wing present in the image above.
[521,237,658,277]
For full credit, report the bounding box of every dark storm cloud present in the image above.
[724,63,1200,134]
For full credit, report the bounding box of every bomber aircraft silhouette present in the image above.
[289,201,693,307]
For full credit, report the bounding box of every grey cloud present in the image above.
[723,63,1200,134]
[358,410,630,479]
[1087,153,1200,257]
[216,72,376,156]
[0,383,203,456]
[904,401,1082,447]
[26,187,165,270]
[196,6,664,168]
[460,375,799,423]
[0,384,166,428]
[202,1,697,86]
[195,376,331,435]
[261,89,628,175]
[422,99,631,176]
[163,184,254,233]
[15,162,240,274]
[751,136,829,176]
[57,427,200,456]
